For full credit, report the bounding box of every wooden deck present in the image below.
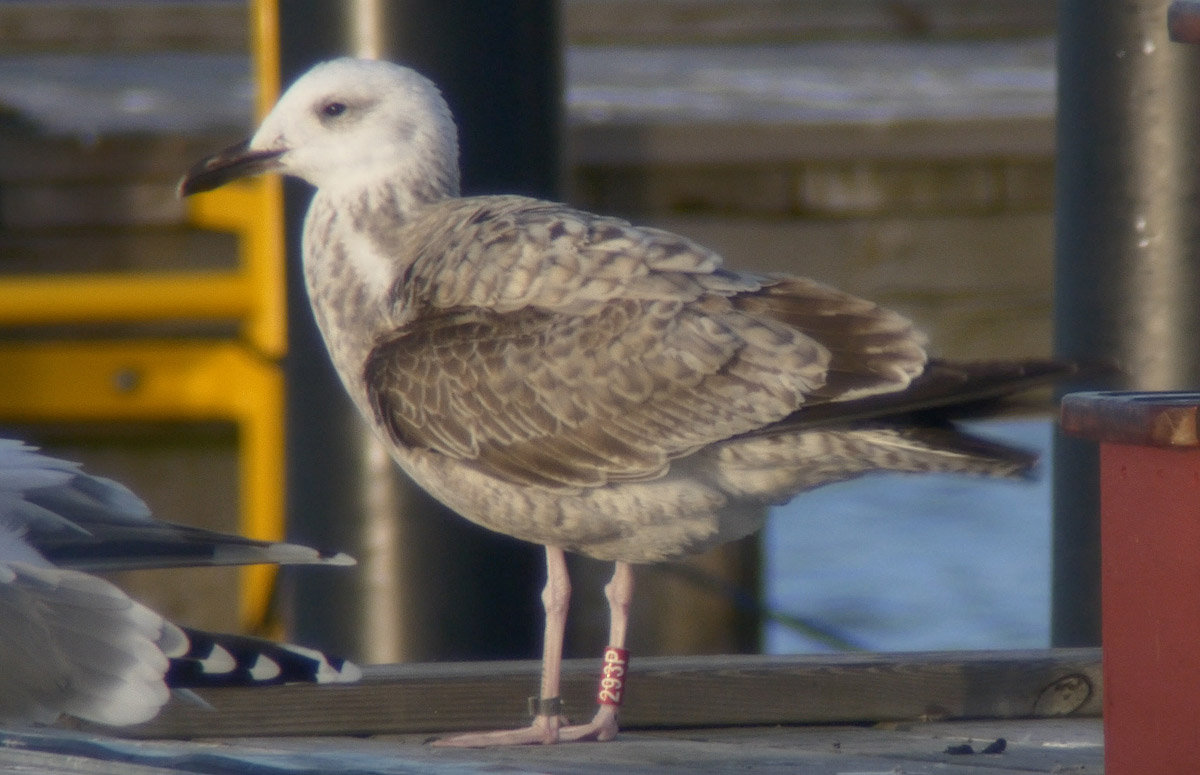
[0,649,1104,773]
[1,718,1103,774]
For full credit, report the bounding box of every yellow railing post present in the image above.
[0,0,289,634]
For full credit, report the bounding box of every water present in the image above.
[0,39,1055,139]
[0,53,253,138]
[569,39,1054,125]
[764,418,1053,654]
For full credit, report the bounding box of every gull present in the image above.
[180,57,1079,746]
[0,438,360,727]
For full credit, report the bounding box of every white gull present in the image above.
[180,57,1076,746]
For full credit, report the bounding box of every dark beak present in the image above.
[177,139,286,197]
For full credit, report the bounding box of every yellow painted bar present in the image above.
[243,176,286,358]
[0,0,291,632]
[252,0,281,119]
[182,0,286,360]
[185,176,287,358]
[235,368,287,631]
[244,0,285,358]
[240,0,286,621]
[186,179,267,232]
[0,340,286,629]
[0,272,256,325]
[170,0,288,626]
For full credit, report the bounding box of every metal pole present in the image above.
[280,0,559,663]
[1053,0,1200,645]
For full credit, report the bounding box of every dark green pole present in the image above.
[1053,0,1200,646]
[279,0,561,663]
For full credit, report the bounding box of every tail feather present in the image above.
[166,628,361,689]
[749,358,1111,437]
[38,524,355,574]
[887,420,1039,479]
[713,418,1038,505]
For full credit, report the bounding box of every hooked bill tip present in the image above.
[177,141,284,198]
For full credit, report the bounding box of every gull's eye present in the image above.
[322,102,347,118]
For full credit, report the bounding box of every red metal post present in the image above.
[1061,391,1200,774]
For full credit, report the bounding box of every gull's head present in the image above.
[179,58,460,198]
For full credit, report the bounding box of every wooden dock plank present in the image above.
[2,718,1103,774]
[0,747,185,775]
[109,649,1100,739]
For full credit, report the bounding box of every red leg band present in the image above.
[597,646,629,707]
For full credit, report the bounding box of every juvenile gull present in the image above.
[0,438,360,727]
[181,57,1077,746]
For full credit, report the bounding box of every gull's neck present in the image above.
[320,155,461,223]
[300,170,457,410]
[307,166,458,290]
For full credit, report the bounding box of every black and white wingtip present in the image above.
[212,542,357,568]
[1,439,361,727]
[165,628,362,689]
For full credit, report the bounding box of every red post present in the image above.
[1061,391,1200,774]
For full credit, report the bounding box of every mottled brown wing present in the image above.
[365,292,927,492]
[365,299,834,490]
[366,198,931,491]
[732,276,928,402]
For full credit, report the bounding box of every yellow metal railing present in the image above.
[0,340,286,627]
[0,0,285,631]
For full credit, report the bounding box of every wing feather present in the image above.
[367,199,930,490]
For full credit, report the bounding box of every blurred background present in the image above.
[0,0,1060,665]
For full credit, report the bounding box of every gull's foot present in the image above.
[558,705,620,743]
[431,706,620,747]
[431,714,566,747]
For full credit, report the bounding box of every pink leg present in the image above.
[559,561,635,742]
[433,546,572,747]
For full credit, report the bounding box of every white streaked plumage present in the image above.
[179,58,1075,745]
[0,439,360,727]
[0,548,183,726]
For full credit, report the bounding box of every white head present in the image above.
[180,58,461,200]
